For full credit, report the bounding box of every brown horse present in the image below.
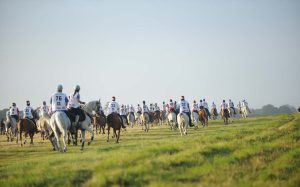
[16,118,36,146]
[211,108,218,120]
[199,109,208,127]
[93,114,106,134]
[106,113,122,143]
[221,109,230,125]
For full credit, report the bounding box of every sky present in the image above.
[0,0,299,110]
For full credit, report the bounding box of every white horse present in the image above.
[37,112,51,140]
[5,116,17,142]
[127,113,135,128]
[241,106,250,119]
[167,112,177,130]
[141,113,150,132]
[228,107,236,121]
[135,112,141,126]
[177,113,189,136]
[191,111,200,128]
[49,111,72,152]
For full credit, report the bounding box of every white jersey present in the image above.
[142,104,149,113]
[40,105,49,115]
[162,104,167,111]
[50,92,69,112]
[192,103,198,111]
[108,101,119,114]
[154,106,160,111]
[168,102,174,109]
[199,101,204,107]
[68,92,80,108]
[24,106,34,119]
[179,100,189,113]
[10,106,19,116]
[149,106,154,112]
[136,106,142,112]
[203,101,209,109]
[129,106,135,113]
[242,101,248,107]
[221,102,228,110]
[211,103,216,109]
[6,110,10,117]
[120,107,126,115]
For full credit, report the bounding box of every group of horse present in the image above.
[1,100,251,152]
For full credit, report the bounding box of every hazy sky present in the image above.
[0,0,299,110]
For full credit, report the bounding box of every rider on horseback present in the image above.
[229,99,236,114]
[68,85,86,129]
[136,104,142,114]
[221,100,229,116]
[179,96,192,126]
[40,101,49,116]
[203,99,211,119]
[120,105,129,126]
[108,96,126,129]
[168,99,175,113]
[192,100,199,113]
[199,100,204,110]
[9,103,19,121]
[142,101,149,114]
[23,100,38,132]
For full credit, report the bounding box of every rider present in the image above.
[129,104,135,117]
[179,96,192,126]
[9,103,19,121]
[154,103,160,112]
[120,105,129,126]
[142,101,149,114]
[136,104,142,114]
[23,100,37,132]
[40,101,49,116]
[203,99,211,118]
[228,99,236,114]
[68,85,86,129]
[50,84,69,113]
[221,100,228,115]
[192,100,199,113]
[107,96,126,128]
[199,99,204,110]
[168,99,175,112]
[241,99,251,113]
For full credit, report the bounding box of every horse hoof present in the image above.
[107,140,109,142]
[63,148,67,152]
[88,142,91,145]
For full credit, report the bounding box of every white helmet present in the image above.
[57,84,63,92]
[74,85,80,91]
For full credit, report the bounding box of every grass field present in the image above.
[0,113,299,187]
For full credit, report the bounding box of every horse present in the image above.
[106,113,122,143]
[141,112,150,132]
[5,116,18,142]
[16,118,36,146]
[210,108,218,120]
[167,112,177,130]
[153,111,161,125]
[228,107,236,121]
[93,113,106,134]
[0,119,5,135]
[199,109,208,127]
[177,113,189,136]
[127,112,135,128]
[49,111,72,152]
[135,112,142,126]
[221,109,230,125]
[160,110,167,125]
[241,106,250,119]
[191,111,200,128]
[36,112,51,140]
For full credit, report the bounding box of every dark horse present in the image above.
[106,113,122,143]
[221,109,230,125]
[16,118,36,146]
[93,113,106,134]
[0,119,5,135]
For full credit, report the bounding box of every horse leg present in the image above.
[107,126,110,142]
[80,130,85,150]
[62,131,68,152]
[113,129,118,143]
[87,127,94,145]
[53,130,61,152]
[30,133,34,144]
[117,129,120,143]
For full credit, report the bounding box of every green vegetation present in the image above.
[0,114,299,187]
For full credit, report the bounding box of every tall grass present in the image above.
[0,113,299,187]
